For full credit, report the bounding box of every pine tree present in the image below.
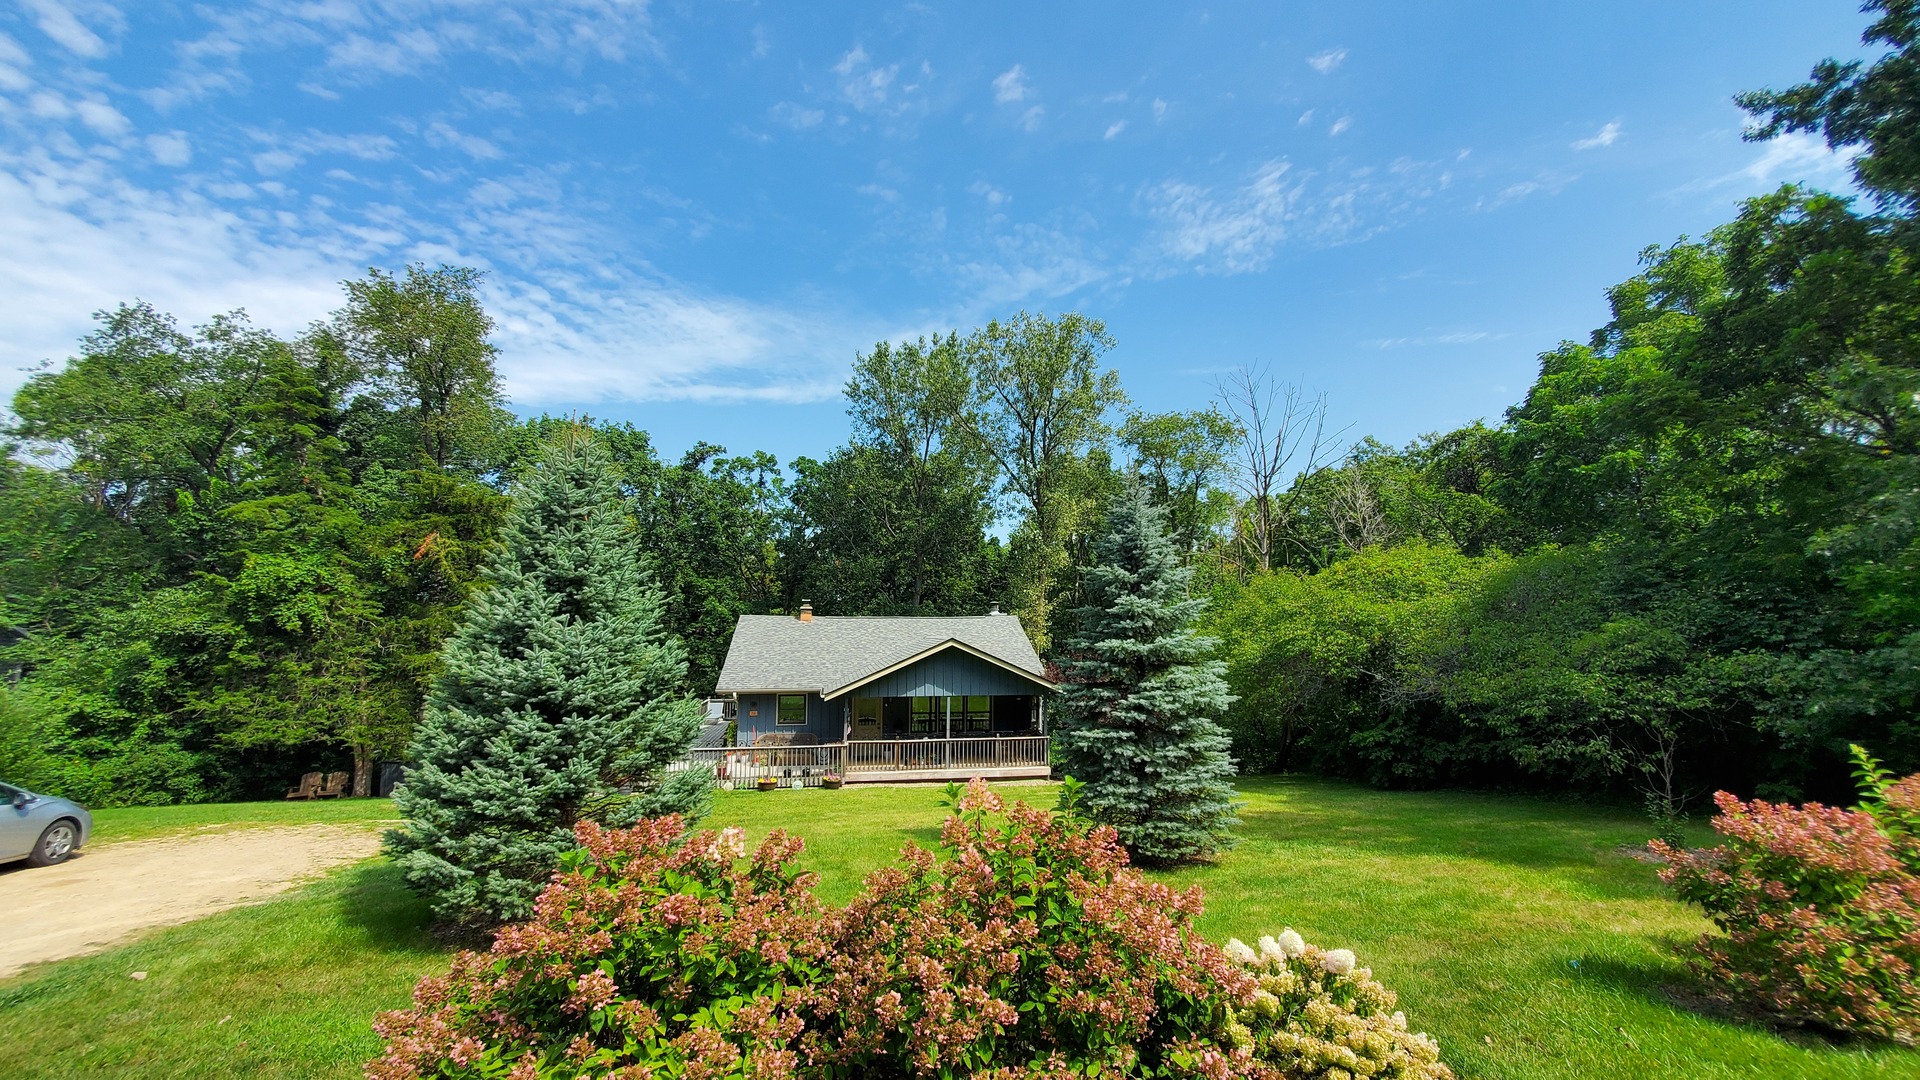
[1053,483,1239,864]
[386,428,709,924]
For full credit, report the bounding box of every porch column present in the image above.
[944,696,952,740]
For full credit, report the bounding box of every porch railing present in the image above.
[670,736,1051,788]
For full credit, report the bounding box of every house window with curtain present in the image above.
[776,694,808,726]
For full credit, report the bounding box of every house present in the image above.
[705,602,1056,784]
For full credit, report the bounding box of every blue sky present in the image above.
[0,0,1871,468]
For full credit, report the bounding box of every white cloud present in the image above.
[1329,116,1351,137]
[0,141,870,410]
[1019,105,1044,132]
[856,182,899,202]
[1152,97,1168,122]
[1572,120,1622,150]
[1724,130,1858,189]
[1147,160,1303,273]
[425,121,503,161]
[1104,120,1127,140]
[72,96,131,138]
[969,180,1009,207]
[769,101,824,129]
[21,0,115,59]
[834,45,898,111]
[146,131,192,166]
[1306,47,1348,74]
[0,32,32,92]
[1298,110,1314,126]
[992,64,1029,104]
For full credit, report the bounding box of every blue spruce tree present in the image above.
[387,428,709,924]
[1053,483,1239,864]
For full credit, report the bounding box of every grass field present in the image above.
[2,777,1916,1078]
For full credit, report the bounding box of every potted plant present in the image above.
[755,775,779,792]
[820,772,845,790]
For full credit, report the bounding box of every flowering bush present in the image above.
[369,779,1453,1078]
[368,815,827,1078]
[1219,931,1451,1079]
[1654,759,1920,1044]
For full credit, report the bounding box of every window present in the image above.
[954,696,992,735]
[909,696,941,735]
[776,694,808,726]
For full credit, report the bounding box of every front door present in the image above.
[851,697,882,740]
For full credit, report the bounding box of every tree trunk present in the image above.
[352,744,375,798]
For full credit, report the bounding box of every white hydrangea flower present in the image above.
[1257,935,1284,962]
[1277,928,1307,958]
[1321,948,1357,975]
[1226,938,1259,964]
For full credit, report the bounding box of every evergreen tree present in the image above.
[386,428,709,925]
[1053,483,1240,864]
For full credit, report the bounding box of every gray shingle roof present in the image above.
[713,614,1047,695]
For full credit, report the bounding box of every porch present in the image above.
[675,734,1052,788]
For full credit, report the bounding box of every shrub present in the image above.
[1654,757,1920,1043]
[370,779,1453,1078]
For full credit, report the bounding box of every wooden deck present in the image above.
[674,735,1051,787]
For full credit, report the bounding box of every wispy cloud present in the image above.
[1145,160,1304,273]
[1104,120,1127,140]
[1572,120,1622,150]
[769,101,824,129]
[425,121,503,161]
[1329,116,1352,137]
[20,0,117,59]
[1306,47,1348,74]
[992,64,1029,103]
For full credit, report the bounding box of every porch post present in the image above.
[944,696,951,741]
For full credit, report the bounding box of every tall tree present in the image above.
[1214,365,1342,575]
[962,312,1127,649]
[1120,408,1238,563]
[1052,484,1240,864]
[387,428,708,924]
[335,264,504,470]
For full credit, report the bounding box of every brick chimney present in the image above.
[798,600,813,623]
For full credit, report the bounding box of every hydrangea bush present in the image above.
[369,779,1453,1079]
[1653,755,1920,1044]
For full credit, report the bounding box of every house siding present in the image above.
[735,692,843,746]
[843,650,1046,699]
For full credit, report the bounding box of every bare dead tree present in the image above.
[1215,364,1345,574]
[1327,466,1394,553]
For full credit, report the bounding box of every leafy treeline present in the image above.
[0,268,784,805]
[3,3,1913,812]
[1209,3,1920,808]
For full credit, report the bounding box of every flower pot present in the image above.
[755,777,779,792]
[821,778,844,790]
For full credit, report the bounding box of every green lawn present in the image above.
[1,777,1915,1078]
[88,796,400,845]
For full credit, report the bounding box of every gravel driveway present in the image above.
[0,824,383,979]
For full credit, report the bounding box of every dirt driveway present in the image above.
[0,824,383,979]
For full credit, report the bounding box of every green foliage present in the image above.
[1054,484,1240,864]
[386,428,709,926]
[369,781,1452,1079]
[1658,775,1920,1044]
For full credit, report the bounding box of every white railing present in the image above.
[671,736,1050,788]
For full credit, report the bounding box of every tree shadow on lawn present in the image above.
[1567,953,1890,1057]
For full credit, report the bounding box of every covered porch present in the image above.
[682,731,1051,788]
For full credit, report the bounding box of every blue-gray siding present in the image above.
[838,650,1047,699]
[735,692,842,746]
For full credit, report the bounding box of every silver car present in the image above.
[1,781,92,867]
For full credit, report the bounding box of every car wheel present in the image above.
[27,818,79,867]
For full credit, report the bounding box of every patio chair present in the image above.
[285,771,323,800]
[315,771,350,798]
